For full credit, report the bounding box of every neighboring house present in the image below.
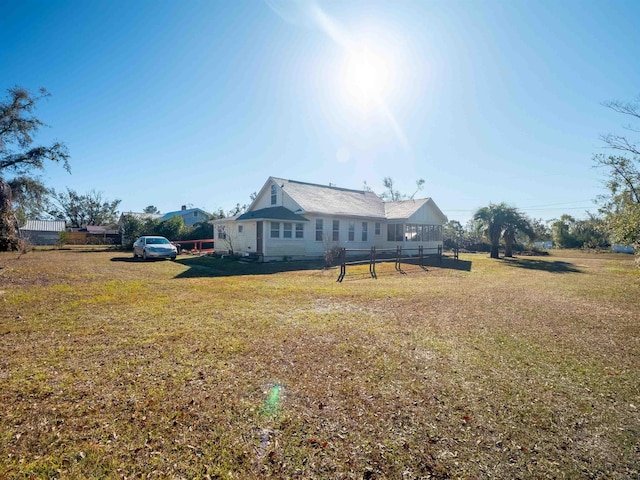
[67,225,121,245]
[19,220,66,245]
[212,177,448,261]
[161,206,210,226]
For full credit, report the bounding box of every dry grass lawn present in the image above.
[0,248,638,479]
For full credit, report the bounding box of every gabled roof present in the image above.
[385,198,447,223]
[161,207,208,221]
[21,220,66,232]
[237,206,309,222]
[244,177,447,222]
[384,199,429,220]
[272,177,386,218]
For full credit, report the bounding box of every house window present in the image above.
[271,185,277,205]
[283,222,292,238]
[315,219,323,241]
[332,220,340,242]
[217,225,227,240]
[425,225,443,242]
[270,221,280,238]
[238,225,244,235]
[362,222,368,242]
[193,211,198,217]
[387,223,403,242]
[375,222,381,236]
[295,223,304,239]
[405,224,418,241]
[348,221,355,241]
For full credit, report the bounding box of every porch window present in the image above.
[270,221,280,238]
[375,222,381,236]
[295,223,304,239]
[283,222,292,238]
[217,225,227,240]
[405,224,418,241]
[348,221,355,241]
[332,220,340,242]
[315,219,323,241]
[361,222,368,242]
[387,223,403,242]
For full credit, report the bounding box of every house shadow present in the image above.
[502,257,582,274]
[384,256,472,272]
[172,256,326,278]
[170,254,472,279]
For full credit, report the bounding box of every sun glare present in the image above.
[342,47,391,110]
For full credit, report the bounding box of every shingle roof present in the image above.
[21,220,66,232]
[237,206,309,222]
[384,199,429,220]
[160,208,208,221]
[273,178,386,218]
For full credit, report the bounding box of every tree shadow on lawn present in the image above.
[502,257,582,273]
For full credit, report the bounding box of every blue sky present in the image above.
[2,0,639,225]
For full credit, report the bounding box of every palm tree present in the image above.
[473,203,511,259]
[502,209,535,257]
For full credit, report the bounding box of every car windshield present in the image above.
[146,237,170,245]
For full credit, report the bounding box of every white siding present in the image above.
[251,180,303,213]
[405,201,445,224]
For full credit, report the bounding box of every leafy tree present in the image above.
[443,220,464,249]
[0,86,70,250]
[473,203,512,259]
[143,205,160,214]
[155,216,184,240]
[502,208,534,257]
[183,220,215,240]
[211,207,226,219]
[50,189,121,227]
[594,95,640,264]
[551,213,609,249]
[119,214,145,248]
[552,214,578,249]
[531,218,552,243]
[573,214,609,249]
[9,176,51,227]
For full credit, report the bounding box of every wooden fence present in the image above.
[336,245,443,282]
[173,238,215,254]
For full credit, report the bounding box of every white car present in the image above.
[133,236,178,260]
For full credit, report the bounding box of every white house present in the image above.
[212,177,448,261]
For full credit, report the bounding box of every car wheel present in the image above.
[143,250,148,261]
[133,251,138,259]
[170,256,176,261]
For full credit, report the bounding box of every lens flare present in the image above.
[261,384,282,417]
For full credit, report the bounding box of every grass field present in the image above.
[1,248,638,479]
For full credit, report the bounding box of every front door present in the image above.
[256,221,263,254]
